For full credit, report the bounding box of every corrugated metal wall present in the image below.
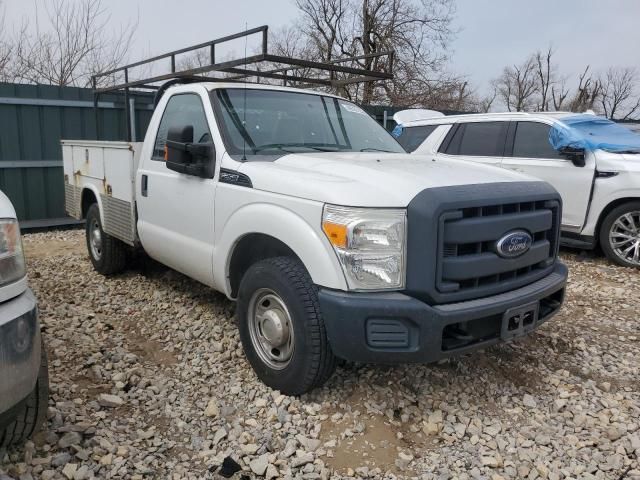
[0,82,153,227]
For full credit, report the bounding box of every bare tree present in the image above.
[296,0,350,62]
[477,86,497,113]
[551,77,569,110]
[0,2,9,78]
[599,67,640,120]
[177,49,212,71]
[15,0,135,87]
[0,2,29,82]
[534,46,562,111]
[564,66,602,113]
[278,0,457,106]
[493,56,538,111]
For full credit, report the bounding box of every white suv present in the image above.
[394,111,640,268]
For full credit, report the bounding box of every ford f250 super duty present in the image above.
[62,82,568,394]
[62,31,567,394]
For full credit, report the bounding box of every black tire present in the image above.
[0,340,49,448]
[85,203,126,275]
[599,201,640,269]
[236,257,337,395]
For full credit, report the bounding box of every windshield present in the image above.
[212,88,405,158]
[549,114,640,154]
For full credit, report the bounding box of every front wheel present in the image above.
[236,257,337,395]
[600,201,640,268]
[85,203,126,275]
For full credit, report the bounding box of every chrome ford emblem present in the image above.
[496,230,532,258]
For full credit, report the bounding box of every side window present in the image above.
[442,122,507,157]
[153,94,212,160]
[513,121,563,159]
[396,125,438,152]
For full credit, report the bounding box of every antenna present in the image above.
[242,23,248,161]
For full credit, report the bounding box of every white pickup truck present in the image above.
[63,81,568,394]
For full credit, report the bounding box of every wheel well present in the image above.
[81,189,97,219]
[595,197,640,245]
[228,234,299,298]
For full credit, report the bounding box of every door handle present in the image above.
[141,174,148,197]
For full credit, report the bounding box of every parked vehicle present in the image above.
[394,110,640,268]
[63,31,567,394]
[0,190,48,447]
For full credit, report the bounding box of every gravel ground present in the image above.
[1,229,639,480]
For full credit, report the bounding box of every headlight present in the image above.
[322,205,406,290]
[0,219,26,287]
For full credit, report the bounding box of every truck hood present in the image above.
[237,152,536,207]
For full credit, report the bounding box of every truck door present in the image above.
[136,91,217,286]
[501,121,596,232]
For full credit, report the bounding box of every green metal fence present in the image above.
[0,82,153,228]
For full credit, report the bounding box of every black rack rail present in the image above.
[92,25,394,141]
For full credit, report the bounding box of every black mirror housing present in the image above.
[165,125,215,178]
[559,146,586,167]
[165,125,193,164]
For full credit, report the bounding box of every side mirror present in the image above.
[165,125,215,178]
[559,146,586,167]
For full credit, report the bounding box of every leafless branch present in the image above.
[492,56,538,111]
[277,0,459,107]
[600,67,640,120]
[10,0,136,87]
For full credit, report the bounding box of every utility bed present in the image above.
[62,140,142,245]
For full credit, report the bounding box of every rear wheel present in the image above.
[600,201,640,268]
[85,203,126,275]
[236,257,336,395]
[0,341,48,448]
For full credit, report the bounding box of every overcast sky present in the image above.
[4,0,640,95]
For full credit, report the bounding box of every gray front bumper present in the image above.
[0,289,40,414]
[318,263,567,363]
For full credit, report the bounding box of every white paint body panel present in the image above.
[239,151,529,207]
[581,151,640,237]
[61,141,140,223]
[135,86,219,286]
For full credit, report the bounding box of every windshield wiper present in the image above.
[254,143,343,153]
[360,147,396,153]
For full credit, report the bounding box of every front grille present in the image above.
[438,200,560,299]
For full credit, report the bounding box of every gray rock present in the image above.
[522,394,537,408]
[58,432,83,449]
[291,452,314,468]
[97,394,124,408]
[51,451,72,467]
[61,463,77,480]
[283,438,297,458]
[249,454,270,476]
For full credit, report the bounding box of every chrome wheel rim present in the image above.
[89,218,103,260]
[609,211,640,266]
[247,288,295,370]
